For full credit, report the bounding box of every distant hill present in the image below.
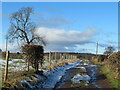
[0,52,23,59]
[0,51,96,60]
[44,52,96,60]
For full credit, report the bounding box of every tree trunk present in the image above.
[35,63,39,72]
[40,61,42,68]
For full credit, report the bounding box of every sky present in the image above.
[1,0,119,2]
[1,2,118,54]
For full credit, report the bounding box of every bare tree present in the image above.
[7,7,46,71]
[7,7,46,46]
[104,46,115,55]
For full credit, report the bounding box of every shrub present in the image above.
[107,51,120,71]
[91,55,107,62]
[97,55,107,62]
[22,44,44,72]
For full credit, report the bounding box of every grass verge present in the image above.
[2,69,34,88]
[100,65,119,89]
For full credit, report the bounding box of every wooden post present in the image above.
[64,54,66,59]
[55,52,57,63]
[70,54,71,59]
[49,52,51,66]
[47,53,49,60]
[72,55,74,59]
[26,61,29,71]
[60,53,62,62]
[70,55,72,60]
[74,56,76,59]
[68,54,70,60]
[71,55,73,59]
[66,54,68,60]
[52,52,53,62]
[4,51,9,81]
[63,54,65,60]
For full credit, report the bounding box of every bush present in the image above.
[97,55,107,62]
[107,51,120,72]
[22,44,44,72]
[91,55,107,62]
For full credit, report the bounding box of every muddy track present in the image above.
[54,60,114,89]
[54,68,81,88]
[86,66,114,89]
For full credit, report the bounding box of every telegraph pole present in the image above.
[96,41,98,55]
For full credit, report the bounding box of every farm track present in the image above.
[54,60,114,89]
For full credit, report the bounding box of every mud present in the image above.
[54,60,114,89]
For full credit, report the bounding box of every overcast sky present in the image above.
[1,2,118,54]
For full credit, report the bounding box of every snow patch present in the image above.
[36,60,82,88]
[71,74,91,84]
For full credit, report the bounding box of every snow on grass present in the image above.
[0,59,26,71]
[0,58,76,72]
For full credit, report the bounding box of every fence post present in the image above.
[63,53,65,60]
[49,52,51,67]
[4,51,9,81]
[26,61,30,71]
[66,54,68,60]
[69,54,71,60]
[60,53,61,61]
[55,52,57,63]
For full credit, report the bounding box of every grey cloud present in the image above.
[35,27,98,52]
